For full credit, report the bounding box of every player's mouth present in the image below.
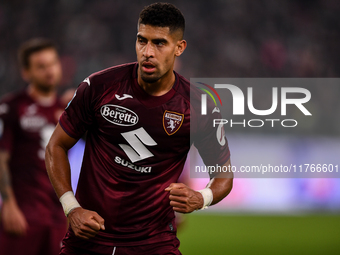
[141,61,156,74]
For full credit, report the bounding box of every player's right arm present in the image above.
[45,123,105,239]
[0,99,28,236]
[0,150,28,236]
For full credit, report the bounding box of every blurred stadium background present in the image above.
[1,0,340,254]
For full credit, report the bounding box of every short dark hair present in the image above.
[18,38,57,69]
[138,2,185,38]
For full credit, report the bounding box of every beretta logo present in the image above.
[101,104,138,126]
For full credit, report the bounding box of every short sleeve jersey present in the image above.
[60,62,230,246]
[0,90,66,226]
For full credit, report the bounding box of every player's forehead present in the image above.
[28,48,58,65]
[137,24,172,40]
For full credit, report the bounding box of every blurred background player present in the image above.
[0,38,67,255]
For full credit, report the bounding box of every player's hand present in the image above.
[67,207,105,240]
[1,200,28,236]
[165,183,204,213]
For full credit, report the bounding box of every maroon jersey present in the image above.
[0,90,66,226]
[60,62,230,246]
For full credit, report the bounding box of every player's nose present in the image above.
[144,43,154,58]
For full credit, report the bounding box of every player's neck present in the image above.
[138,70,175,96]
[27,84,56,107]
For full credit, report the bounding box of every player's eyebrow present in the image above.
[137,34,146,40]
[137,34,168,44]
[152,38,168,45]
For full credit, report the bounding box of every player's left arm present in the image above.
[165,159,233,213]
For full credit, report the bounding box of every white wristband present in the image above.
[59,191,81,216]
[198,188,213,210]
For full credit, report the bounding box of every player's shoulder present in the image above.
[173,72,191,102]
[0,89,27,105]
[85,62,136,87]
[174,71,203,105]
[174,74,216,120]
[0,89,27,115]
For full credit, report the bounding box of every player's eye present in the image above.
[138,38,146,44]
[154,40,165,46]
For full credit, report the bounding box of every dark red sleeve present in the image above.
[59,80,94,139]
[0,99,14,153]
[193,105,230,167]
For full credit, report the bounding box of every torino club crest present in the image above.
[163,110,184,135]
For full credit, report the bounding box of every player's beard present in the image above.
[36,83,55,93]
[32,74,60,94]
[33,80,57,94]
[140,70,162,84]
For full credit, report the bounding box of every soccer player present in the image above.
[0,38,67,255]
[46,3,233,255]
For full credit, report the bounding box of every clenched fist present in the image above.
[165,183,203,213]
[67,207,105,239]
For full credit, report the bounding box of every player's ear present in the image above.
[175,40,187,57]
